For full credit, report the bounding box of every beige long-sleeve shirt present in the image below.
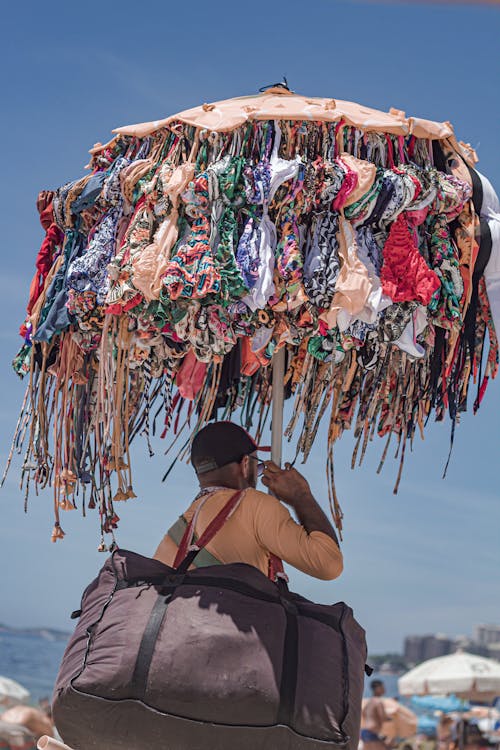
[154,487,343,581]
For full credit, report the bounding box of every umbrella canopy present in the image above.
[4,86,499,546]
[0,675,30,706]
[417,714,439,737]
[362,697,418,739]
[111,88,455,139]
[411,694,470,713]
[398,652,500,703]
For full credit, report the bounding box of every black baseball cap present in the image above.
[191,421,271,475]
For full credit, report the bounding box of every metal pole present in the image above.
[458,717,465,750]
[271,347,285,467]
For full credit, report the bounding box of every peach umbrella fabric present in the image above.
[110,87,456,140]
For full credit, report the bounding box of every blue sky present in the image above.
[0,0,499,654]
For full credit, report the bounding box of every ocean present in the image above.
[0,630,401,706]
[0,632,68,704]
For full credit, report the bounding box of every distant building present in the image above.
[451,635,492,657]
[404,634,454,663]
[484,643,500,661]
[399,625,500,667]
[455,635,475,651]
[404,636,425,664]
[474,625,500,648]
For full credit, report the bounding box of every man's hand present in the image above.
[261,461,339,545]
[261,461,313,507]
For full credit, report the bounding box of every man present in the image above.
[154,421,343,580]
[361,680,392,750]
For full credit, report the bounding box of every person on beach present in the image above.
[437,715,454,750]
[361,680,392,750]
[1,704,54,741]
[154,421,343,580]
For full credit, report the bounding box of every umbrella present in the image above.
[4,84,499,546]
[410,694,470,713]
[362,697,418,739]
[416,714,438,738]
[0,675,30,706]
[398,651,500,704]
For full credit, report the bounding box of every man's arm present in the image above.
[261,461,339,545]
[254,461,343,580]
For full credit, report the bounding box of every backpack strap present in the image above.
[168,516,223,569]
[268,553,289,586]
[174,490,245,572]
[174,489,289,585]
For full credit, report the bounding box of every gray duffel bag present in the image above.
[53,493,368,750]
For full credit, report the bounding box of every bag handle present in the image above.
[174,490,245,573]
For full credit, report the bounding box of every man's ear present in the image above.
[240,454,249,478]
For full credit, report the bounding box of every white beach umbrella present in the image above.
[0,674,30,705]
[398,651,500,703]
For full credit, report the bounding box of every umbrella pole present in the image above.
[458,717,465,750]
[271,347,285,466]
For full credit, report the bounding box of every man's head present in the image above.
[370,679,385,697]
[191,422,269,490]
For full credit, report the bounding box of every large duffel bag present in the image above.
[53,492,368,750]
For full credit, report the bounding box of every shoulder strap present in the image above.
[168,516,222,569]
[174,490,244,572]
[174,489,289,585]
[268,553,289,587]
